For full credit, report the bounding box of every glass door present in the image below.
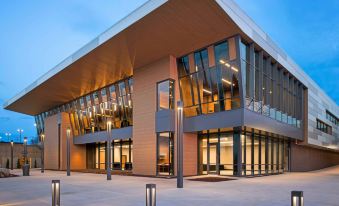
[208,143,218,174]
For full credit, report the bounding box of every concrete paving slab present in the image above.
[0,166,339,205]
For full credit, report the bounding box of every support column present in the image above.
[233,127,242,176]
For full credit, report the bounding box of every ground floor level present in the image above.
[2,166,339,205]
[84,128,291,177]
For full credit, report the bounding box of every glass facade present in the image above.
[156,132,174,176]
[177,38,240,117]
[198,128,290,176]
[240,41,304,128]
[157,79,175,111]
[93,138,133,170]
[34,77,133,137]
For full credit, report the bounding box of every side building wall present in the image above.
[44,112,86,170]
[291,143,339,172]
[133,55,198,176]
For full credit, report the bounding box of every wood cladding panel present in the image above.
[44,115,59,170]
[44,113,86,171]
[133,57,173,176]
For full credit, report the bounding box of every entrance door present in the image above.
[208,143,218,174]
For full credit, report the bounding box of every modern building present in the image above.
[4,0,339,177]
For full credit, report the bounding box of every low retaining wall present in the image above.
[290,143,339,172]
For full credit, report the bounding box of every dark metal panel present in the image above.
[73,126,132,144]
[183,109,244,132]
[155,109,176,132]
[243,109,303,140]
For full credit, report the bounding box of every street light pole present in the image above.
[10,140,14,170]
[17,129,23,143]
[66,128,71,176]
[5,132,12,142]
[106,120,112,180]
[41,134,45,173]
[177,101,184,188]
[23,137,27,164]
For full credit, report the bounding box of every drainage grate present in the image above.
[188,177,236,182]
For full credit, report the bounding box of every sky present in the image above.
[0,0,338,139]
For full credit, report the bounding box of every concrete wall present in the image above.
[44,113,86,170]
[0,143,41,168]
[291,143,339,172]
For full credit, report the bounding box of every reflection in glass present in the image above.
[157,132,174,176]
[157,80,174,111]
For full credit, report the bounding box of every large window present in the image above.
[157,132,174,176]
[177,37,240,118]
[326,110,338,126]
[240,38,304,128]
[316,119,332,135]
[199,129,289,176]
[157,79,175,111]
[34,76,134,137]
[94,139,133,171]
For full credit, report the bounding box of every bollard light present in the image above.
[146,184,156,206]
[291,191,303,206]
[52,180,60,206]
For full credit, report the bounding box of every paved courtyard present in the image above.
[0,166,339,206]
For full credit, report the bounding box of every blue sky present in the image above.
[0,0,338,139]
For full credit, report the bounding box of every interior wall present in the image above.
[291,143,339,172]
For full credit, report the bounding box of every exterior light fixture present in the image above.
[17,129,23,142]
[22,137,29,176]
[106,120,112,180]
[225,63,231,68]
[231,66,238,72]
[23,137,27,162]
[219,59,225,64]
[51,180,60,206]
[41,134,45,173]
[146,184,156,206]
[66,128,71,176]
[177,101,184,188]
[5,132,12,141]
[291,191,303,206]
[10,140,14,170]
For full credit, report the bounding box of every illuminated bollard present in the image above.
[52,180,60,206]
[291,191,303,206]
[146,184,156,206]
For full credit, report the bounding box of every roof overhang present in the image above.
[4,0,337,116]
[4,0,243,115]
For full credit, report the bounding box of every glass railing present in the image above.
[246,97,301,128]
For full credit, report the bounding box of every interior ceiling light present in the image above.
[203,89,212,94]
